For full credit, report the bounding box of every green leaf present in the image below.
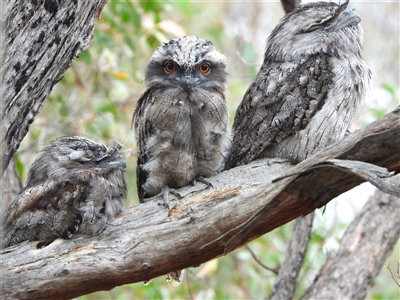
[140,0,163,12]
[95,102,118,119]
[311,232,325,243]
[382,82,397,96]
[14,155,25,180]
[371,108,388,119]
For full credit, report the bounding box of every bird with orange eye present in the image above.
[132,36,230,283]
[164,60,210,74]
[133,36,230,205]
[164,61,176,73]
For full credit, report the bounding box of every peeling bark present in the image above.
[1,107,399,300]
[223,107,399,253]
[1,0,399,298]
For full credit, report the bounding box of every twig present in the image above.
[245,244,279,275]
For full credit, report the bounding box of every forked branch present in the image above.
[1,107,399,300]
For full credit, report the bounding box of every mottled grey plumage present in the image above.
[133,36,230,201]
[2,136,127,249]
[133,36,230,282]
[225,0,370,168]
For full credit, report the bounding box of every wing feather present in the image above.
[132,89,157,203]
[226,54,333,168]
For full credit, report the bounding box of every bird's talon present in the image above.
[170,189,183,199]
[198,176,214,188]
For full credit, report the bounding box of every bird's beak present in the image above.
[327,11,361,32]
[176,75,200,87]
[106,156,126,169]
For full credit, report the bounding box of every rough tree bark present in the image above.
[1,107,399,300]
[302,175,400,299]
[1,0,399,299]
[0,0,108,175]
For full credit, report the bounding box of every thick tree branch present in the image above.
[1,0,108,175]
[1,108,399,299]
[223,107,400,253]
[1,1,397,299]
[301,175,400,299]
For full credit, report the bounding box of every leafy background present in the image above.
[14,1,399,299]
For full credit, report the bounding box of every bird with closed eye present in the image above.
[225,0,370,168]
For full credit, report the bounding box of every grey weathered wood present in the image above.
[1,107,399,300]
[223,107,400,254]
[1,0,108,175]
[1,0,399,298]
[301,175,400,299]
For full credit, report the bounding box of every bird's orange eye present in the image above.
[199,62,211,74]
[164,61,176,73]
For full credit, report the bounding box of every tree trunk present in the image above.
[1,0,108,175]
[301,175,400,299]
[1,108,399,299]
[1,0,399,299]
[268,213,314,300]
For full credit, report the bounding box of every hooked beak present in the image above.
[327,10,361,32]
[176,75,200,88]
[106,156,126,169]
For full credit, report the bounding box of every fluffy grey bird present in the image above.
[225,0,370,168]
[2,136,127,249]
[132,36,230,282]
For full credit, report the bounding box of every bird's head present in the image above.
[27,137,126,185]
[144,36,227,92]
[265,0,364,62]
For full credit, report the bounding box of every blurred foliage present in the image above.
[366,81,399,123]
[385,261,400,288]
[14,1,399,299]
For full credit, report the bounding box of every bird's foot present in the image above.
[193,176,214,188]
[158,187,182,210]
[169,188,183,198]
[142,278,153,285]
[165,269,184,283]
